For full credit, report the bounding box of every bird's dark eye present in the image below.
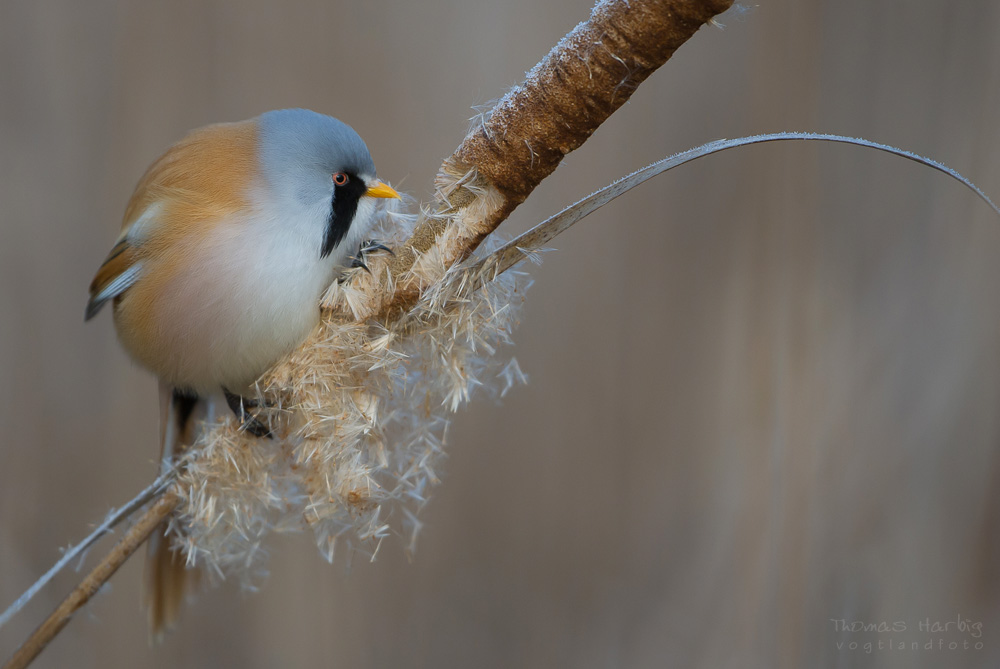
[333,172,349,186]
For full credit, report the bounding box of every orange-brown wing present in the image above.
[84,119,259,321]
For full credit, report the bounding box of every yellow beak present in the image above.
[365,181,401,199]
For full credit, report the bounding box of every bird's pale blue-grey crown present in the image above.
[257,108,377,204]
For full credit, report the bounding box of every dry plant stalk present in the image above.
[5,493,180,669]
[5,0,733,665]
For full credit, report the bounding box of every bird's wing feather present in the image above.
[85,236,144,320]
[85,119,258,321]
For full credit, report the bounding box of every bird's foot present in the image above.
[222,388,272,438]
[350,240,394,274]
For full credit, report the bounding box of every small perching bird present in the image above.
[85,108,399,634]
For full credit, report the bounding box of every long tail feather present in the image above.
[145,382,203,640]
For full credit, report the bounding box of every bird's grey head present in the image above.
[257,108,381,258]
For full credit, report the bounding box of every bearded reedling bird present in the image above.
[85,108,400,634]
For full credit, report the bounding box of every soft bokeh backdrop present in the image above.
[2,1,999,667]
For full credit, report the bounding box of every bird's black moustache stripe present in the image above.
[321,173,368,259]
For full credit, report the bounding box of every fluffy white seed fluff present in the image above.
[170,195,530,584]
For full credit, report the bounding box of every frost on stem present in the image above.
[171,199,531,581]
[451,0,736,204]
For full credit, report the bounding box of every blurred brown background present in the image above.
[2,1,999,667]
